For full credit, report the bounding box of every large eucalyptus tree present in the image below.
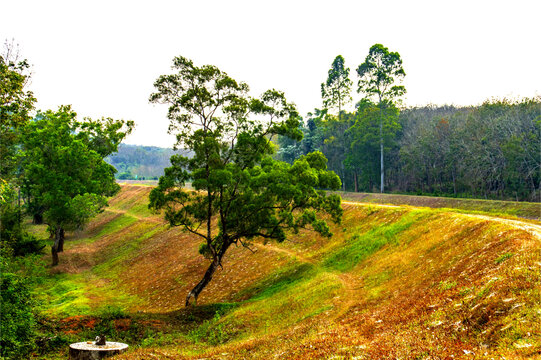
[357,44,405,193]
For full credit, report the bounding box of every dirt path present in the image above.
[341,200,401,209]
[463,214,541,239]
[252,242,315,265]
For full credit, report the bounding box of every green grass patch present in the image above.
[127,202,154,218]
[187,307,239,345]
[35,274,93,316]
[475,278,498,300]
[90,213,138,240]
[221,270,340,343]
[324,210,427,272]
[35,272,143,317]
[438,280,457,291]
[92,223,167,276]
[495,252,514,264]
[233,262,317,301]
[366,269,394,288]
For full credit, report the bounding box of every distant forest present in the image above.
[110,98,540,201]
[106,144,189,180]
[276,98,540,202]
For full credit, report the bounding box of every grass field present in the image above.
[27,185,541,359]
[338,191,541,220]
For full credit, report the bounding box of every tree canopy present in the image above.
[356,43,406,104]
[21,106,134,265]
[321,55,352,118]
[149,56,342,306]
[356,44,406,193]
[0,41,36,180]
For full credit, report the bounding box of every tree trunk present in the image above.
[51,246,59,266]
[354,170,358,193]
[380,131,384,193]
[51,227,64,266]
[33,212,43,224]
[57,228,65,252]
[452,166,457,197]
[341,162,346,191]
[379,106,384,193]
[185,258,220,306]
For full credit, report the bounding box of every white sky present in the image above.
[2,0,540,147]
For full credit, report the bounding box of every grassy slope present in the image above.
[33,185,541,359]
[339,191,541,220]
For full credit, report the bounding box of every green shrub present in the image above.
[0,265,37,359]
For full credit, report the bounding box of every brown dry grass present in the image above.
[44,185,540,359]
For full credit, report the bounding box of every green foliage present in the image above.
[22,106,133,230]
[347,100,401,190]
[20,106,133,264]
[0,253,37,359]
[303,96,540,200]
[356,43,406,104]
[0,40,36,180]
[321,55,352,116]
[356,43,406,193]
[398,98,541,200]
[149,56,342,304]
[0,181,46,257]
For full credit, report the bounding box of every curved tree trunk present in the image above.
[185,258,220,306]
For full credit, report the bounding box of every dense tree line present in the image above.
[275,44,540,202]
[276,98,541,201]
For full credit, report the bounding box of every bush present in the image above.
[0,261,37,359]
[1,201,46,257]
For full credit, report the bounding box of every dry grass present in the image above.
[36,185,540,359]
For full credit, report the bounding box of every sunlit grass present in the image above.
[26,185,541,359]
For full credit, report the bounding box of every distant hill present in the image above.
[106,144,190,179]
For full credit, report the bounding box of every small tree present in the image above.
[149,56,342,306]
[22,106,134,265]
[357,44,405,193]
[321,55,353,191]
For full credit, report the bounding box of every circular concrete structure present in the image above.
[69,342,128,359]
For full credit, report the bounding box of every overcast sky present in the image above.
[2,0,540,147]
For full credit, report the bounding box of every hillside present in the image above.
[106,144,190,179]
[339,192,541,220]
[32,185,540,359]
